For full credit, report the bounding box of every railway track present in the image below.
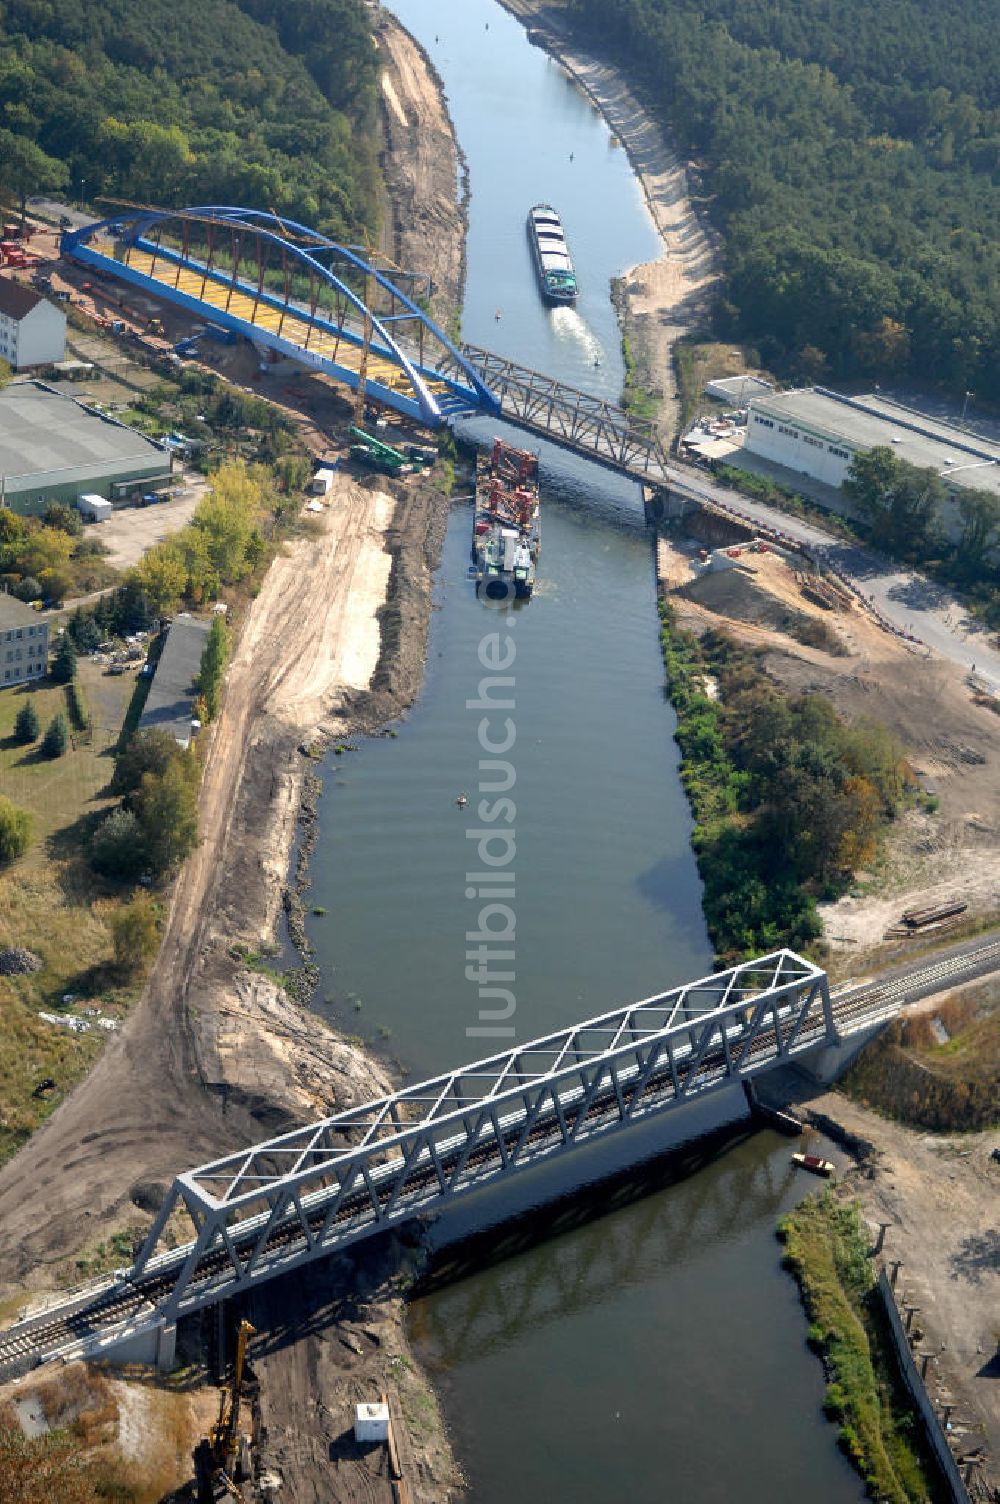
[831,935,1000,1022]
[2,933,997,1380]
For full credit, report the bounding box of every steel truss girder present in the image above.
[132,951,833,1317]
[452,344,673,485]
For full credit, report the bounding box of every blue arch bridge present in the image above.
[62,205,673,485]
[0,943,935,1377]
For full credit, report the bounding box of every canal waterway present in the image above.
[300,0,864,1498]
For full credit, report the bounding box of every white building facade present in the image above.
[745,399,854,488]
[0,280,66,370]
[743,389,1000,532]
[0,594,49,685]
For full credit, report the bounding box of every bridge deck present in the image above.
[2,935,998,1376]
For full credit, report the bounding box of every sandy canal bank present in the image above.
[497,0,718,437]
[0,18,473,1497]
[376,10,468,325]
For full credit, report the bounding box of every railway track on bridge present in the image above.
[1,936,997,1381]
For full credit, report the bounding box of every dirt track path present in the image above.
[0,482,397,1292]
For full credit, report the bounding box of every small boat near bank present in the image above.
[527,203,578,304]
[792,1152,836,1178]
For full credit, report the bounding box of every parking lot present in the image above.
[94,480,207,570]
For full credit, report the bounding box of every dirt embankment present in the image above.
[498,0,718,436]
[805,1092,1000,1492]
[1,10,472,1499]
[0,468,461,1500]
[375,11,467,325]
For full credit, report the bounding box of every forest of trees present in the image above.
[571,0,1000,403]
[0,0,380,239]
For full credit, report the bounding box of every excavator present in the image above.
[195,1319,256,1504]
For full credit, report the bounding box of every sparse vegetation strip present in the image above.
[778,1192,937,1503]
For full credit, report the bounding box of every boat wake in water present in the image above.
[550,304,605,369]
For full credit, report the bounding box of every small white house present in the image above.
[354,1402,390,1444]
[0,278,66,370]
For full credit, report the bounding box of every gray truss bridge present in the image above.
[447,343,672,485]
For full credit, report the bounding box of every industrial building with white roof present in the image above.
[744,388,1000,502]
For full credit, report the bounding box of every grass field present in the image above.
[0,657,138,1165]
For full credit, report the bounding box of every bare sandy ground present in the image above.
[498,0,718,435]
[375,13,466,321]
[658,538,1000,962]
[812,1090,1000,1490]
[97,484,205,571]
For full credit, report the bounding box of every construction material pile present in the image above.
[0,947,43,975]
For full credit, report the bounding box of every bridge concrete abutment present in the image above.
[793,1017,890,1084]
[92,1317,177,1372]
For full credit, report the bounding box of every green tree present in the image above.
[955,489,1000,579]
[196,614,231,720]
[12,576,41,603]
[0,128,68,224]
[110,892,160,977]
[90,807,146,879]
[0,359,11,391]
[0,795,32,863]
[66,606,101,652]
[40,711,68,758]
[113,727,187,797]
[14,697,39,744]
[844,449,944,553]
[130,545,187,614]
[50,632,76,684]
[41,502,83,538]
[135,757,200,873]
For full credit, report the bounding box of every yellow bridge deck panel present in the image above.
[122,248,446,397]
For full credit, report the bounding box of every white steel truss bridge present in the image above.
[0,937,995,1378]
[134,951,834,1319]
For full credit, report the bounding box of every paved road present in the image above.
[25,196,95,232]
[666,460,1000,694]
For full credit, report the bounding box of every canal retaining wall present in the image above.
[876,1268,976,1504]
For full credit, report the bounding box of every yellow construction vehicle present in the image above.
[196,1319,256,1503]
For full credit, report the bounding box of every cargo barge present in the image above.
[527,204,577,304]
[471,438,541,601]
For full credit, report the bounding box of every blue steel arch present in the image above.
[62,205,498,427]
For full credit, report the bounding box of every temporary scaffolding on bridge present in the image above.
[128,950,833,1318]
[61,205,498,427]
